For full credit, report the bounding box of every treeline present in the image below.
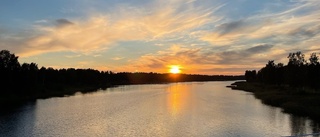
[245,51,320,89]
[0,50,243,103]
[115,72,243,84]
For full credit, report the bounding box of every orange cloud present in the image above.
[5,1,222,57]
[110,44,265,75]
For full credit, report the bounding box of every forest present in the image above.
[245,51,320,89]
[0,50,243,105]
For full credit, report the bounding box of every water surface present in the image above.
[0,81,319,136]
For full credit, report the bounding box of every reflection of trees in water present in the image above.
[290,115,320,136]
[290,116,307,135]
[311,122,320,136]
[0,101,37,136]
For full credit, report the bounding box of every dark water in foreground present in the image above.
[0,81,319,137]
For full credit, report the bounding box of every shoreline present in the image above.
[0,84,112,109]
[228,81,320,122]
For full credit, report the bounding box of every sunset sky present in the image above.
[1,0,319,75]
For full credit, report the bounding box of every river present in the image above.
[0,81,319,137]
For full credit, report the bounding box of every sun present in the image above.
[169,65,181,74]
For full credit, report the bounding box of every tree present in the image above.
[0,50,20,70]
[260,60,277,84]
[309,53,319,65]
[287,51,305,66]
[245,70,256,82]
[21,63,39,91]
[307,53,320,89]
[0,50,21,93]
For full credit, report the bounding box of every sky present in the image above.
[0,0,320,75]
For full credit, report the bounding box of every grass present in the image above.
[229,81,320,122]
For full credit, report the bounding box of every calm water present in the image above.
[0,81,319,137]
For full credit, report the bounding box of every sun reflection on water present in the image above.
[167,83,191,118]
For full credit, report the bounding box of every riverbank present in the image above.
[0,84,113,109]
[229,81,320,122]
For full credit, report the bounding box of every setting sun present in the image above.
[169,65,181,74]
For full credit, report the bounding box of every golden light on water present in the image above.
[167,84,191,117]
[169,65,181,74]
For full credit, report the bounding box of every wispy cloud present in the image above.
[34,20,48,23]
[199,14,320,72]
[65,54,81,58]
[112,57,124,61]
[2,0,221,57]
[201,0,320,58]
[55,19,74,27]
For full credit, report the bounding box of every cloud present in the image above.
[55,19,74,27]
[116,44,205,72]
[112,57,124,60]
[65,54,81,58]
[214,44,275,65]
[202,0,320,53]
[217,20,246,36]
[201,19,268,45]
[115,43,274,74]
[288,25,320,38]
[246,44,273,53]
[2,1,221,57]
[34,20,48,23]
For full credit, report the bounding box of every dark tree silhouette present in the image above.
[307,53,320,89]
[245,51,320,89]
[0,50,20,70]
[309,53,319,65]
[287,51,306,66]
[245,70,256,82]
[0,50,21,94]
